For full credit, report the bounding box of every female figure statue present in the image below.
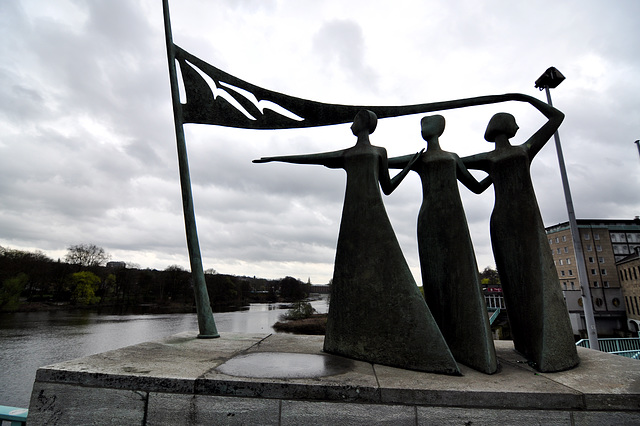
[463,94,579,372]
[390,115,497,374]
[254,110,459,374]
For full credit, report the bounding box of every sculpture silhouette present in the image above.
[389,114,497,374]
[463,94,579,372]
[254,110,460,374]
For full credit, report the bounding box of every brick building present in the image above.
[545,218,640,336]
[617,248,640,332]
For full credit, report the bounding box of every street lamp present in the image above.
[535,67,599,350]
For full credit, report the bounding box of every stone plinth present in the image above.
[28,332,640,425]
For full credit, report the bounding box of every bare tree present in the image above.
[65,244,110,267]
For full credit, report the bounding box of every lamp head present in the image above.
[535,67,565,90]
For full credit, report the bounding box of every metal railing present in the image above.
[488,308,501,325]
[576,335,640,360]
[485,294,506,310]
[0,405,28,425]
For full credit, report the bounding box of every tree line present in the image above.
[0,244,313,313]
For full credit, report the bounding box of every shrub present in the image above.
[280,301,316,321]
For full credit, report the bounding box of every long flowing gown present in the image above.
[414,151,497,374]
[485,146,578,372]
[323,145,459,374]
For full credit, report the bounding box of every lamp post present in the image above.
[535,67,599,350]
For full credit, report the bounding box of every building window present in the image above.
[601,269,607,275]
[598,257,605,263]
[571,282,575,290]
[604,281,610,288]
[555,237,559,243]
[591,269,597,275]
[596,245,602,252]
[595,298,604,307]
[594,233,600,240]
[559,259,564,265]
[564,247,569,253]
[568,269,573,276]
[549,239,553,245]
[589,257,595,263]
[566,258,571,264]
[557,248,561,254]
[561,270,565,276]
[634,268,638,280]
[587,245,593,252]
[562,235,567,242]
[584,234,590,240]
[593,281,599,288]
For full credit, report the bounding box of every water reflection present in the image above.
[0,297,328,408]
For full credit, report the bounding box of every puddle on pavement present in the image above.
[216,352,354,378]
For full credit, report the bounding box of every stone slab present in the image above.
[28,382,146,425]
[281,400,415,425]
[146,393,280,425]
[28,332,640,424]
[416,406,572,425]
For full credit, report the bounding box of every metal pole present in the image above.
[543,86,599,350]
[163,0,219,338]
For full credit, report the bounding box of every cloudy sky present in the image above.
[1,0,639,284]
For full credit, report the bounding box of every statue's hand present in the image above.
[408,149,425,167]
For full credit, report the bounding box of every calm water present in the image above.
[0,297,329,408]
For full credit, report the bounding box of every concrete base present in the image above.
[28,332,640,425]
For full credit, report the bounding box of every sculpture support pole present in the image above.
[162,0,219,338]
[543,86,598,350]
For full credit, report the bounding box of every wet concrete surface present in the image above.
[216,352,354,378]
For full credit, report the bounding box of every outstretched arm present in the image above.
[253,149,345,169]
[512,93,564,159]
[387,154,416,169]
[379,149,423,195]
[461,152,490,173]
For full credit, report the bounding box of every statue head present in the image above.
[351,110,378,136]
[421,115,446,141]
[484,112,519,142]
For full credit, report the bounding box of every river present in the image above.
[0,297,329,409]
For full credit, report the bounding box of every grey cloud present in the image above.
[313,20,379,92]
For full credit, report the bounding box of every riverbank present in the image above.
[3,297,322,315]
[1,301,196,314]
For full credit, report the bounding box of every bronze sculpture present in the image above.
[463,94,579,372]
[389,114,497,374]
[255,110,460,374]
